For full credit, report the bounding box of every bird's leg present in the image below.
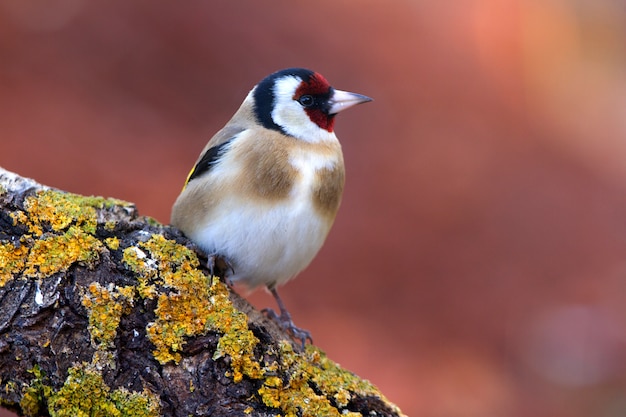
[207,254,234,286]
[263,287,312,349]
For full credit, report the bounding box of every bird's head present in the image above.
[252,68,372,143]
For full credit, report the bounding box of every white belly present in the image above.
[188,196,330,289]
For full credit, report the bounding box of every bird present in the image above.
[171,68,372,346]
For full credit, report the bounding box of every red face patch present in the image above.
[294,72,335,132]
[304,107,335,132]
[296,72,331,96]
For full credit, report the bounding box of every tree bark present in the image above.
[0,167,404,417]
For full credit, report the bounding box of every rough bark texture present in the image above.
[0,167,404,417]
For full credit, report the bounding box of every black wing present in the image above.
[185,137,234,185]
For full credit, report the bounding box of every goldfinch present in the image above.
[171,68,371,346]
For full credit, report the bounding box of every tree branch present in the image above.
[0,167,404,417]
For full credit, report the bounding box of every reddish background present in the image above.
[2,2,626,416]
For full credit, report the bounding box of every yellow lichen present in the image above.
[104,221,116,232]
[258,368,346,417]
[257,342,402,417]
[146,286,213,363]
[47,364,160,417]
[4,380,18,397]
[124,234,262,381]
[18,190,101,236]
[309,346,379,408]
[123,235,211,363]
[208,278,263,382]
[22,226,103,278]
[0,242,28,287]
[105,237,120,251]
[122,246,157,299]
[1,187,404,415]
[116,285,135,300]
[9,210,29,231]
[82,282,135,349]
[20,365,52,417]
[258,376,283,409]
[20,386,42,417]
[2,190,126,283]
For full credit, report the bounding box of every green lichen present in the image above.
[47,364,160,417]
[82,282,135,349]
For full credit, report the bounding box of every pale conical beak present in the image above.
[328,89,373,115]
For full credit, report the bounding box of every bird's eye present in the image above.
[298,95,314,107]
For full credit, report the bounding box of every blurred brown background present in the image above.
[2,1,626,416]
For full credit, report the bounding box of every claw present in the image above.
[207,254,235,286]
[264,287,312,349]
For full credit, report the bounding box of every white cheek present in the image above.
[271,77,336,144]
[272,101,315,135]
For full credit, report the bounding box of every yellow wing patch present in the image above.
[182,166,196,191]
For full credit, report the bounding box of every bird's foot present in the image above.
[207,254,235,286]
[262,307,312,349]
